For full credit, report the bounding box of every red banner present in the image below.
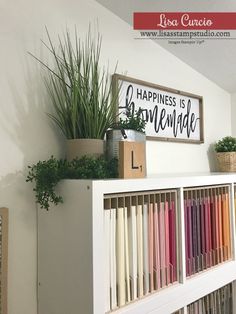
[133,12,236,30]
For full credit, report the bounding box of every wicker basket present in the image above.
[216,152,236,172]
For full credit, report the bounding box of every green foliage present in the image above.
[215,136,236,152]
[29,27,118,139]
[118,108,146,133]
[26,155,118,210]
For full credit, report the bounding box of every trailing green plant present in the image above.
[118,107,146,133]
[29,27,118,139]
[215,136,236,152]
[26,155,118,210]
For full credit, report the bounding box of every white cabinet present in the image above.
[38,173,236,314]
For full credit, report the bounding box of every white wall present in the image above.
[0,0,231,313]
[231,93,236,136]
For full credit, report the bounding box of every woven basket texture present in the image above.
[216,152,236,172]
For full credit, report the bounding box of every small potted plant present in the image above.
[30,28,118,160]
[106,107,146,159]
[215,136,236,172]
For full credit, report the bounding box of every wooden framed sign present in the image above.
[112,74,204,143]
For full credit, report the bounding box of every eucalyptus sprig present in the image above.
[27,155,118,210]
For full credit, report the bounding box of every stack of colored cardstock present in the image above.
[103,190,178,311]
[184,186,231,277]
[187,282,233,314]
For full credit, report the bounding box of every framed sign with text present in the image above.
[112,74,204,143]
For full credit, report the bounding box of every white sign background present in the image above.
[116,76,203,143]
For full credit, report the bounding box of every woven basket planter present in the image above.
[216,152,236,172]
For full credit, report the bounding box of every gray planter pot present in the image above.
[106,129,146,159]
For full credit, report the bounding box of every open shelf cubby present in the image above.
[38,173,236,314]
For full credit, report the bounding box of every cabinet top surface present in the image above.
[61,172,236,194]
